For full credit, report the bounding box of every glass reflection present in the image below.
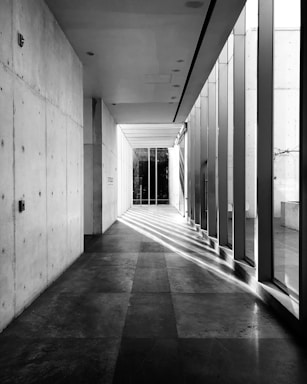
[273,0,300,296]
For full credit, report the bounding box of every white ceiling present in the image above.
[119,123,183,148]
[45,0,246,147]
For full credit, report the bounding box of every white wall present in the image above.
[117,126,133,216]
[0,0,83,332]
[169,146,180,211]
[102,102,118,232]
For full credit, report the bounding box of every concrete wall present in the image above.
[84,98,103,234]
[0,0,83,332]
[84,98,119,233]
[169,146,180,211]
[117,126,133,217]
[102,102,118,232]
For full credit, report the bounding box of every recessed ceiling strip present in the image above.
[173,0,217,122]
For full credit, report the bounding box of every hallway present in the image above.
[0,206,306,383]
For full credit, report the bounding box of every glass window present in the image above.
[273,0,300,297]
[133,148,148,204]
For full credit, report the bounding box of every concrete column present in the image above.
[208,66,217,237]
[84,98,103,234]
[194,98,201,225]
[257,0,274,281]
[200,83,209,230]
[218,43,229,245]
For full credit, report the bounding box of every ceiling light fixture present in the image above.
[185,1,204,8]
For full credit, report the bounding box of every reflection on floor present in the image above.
[0,205,306,383]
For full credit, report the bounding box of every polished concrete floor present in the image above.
[0,206,307,383]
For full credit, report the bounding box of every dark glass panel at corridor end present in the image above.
[150,149,156,204]
[133,148,148,205]
[157,149,169,204]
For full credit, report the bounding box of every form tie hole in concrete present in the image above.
[22,145,25,152]
[2,248,5,254]
[39,191,41,197]
[23,238,26,244]
[2,302,5,308]
[1,139,4,147]
[2,194,4,200]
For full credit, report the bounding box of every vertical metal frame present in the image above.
[208,66,218,237]
[218,44,229,245]
[299,0,307,325]
[233,8,246,260]
[200,83,209,230]
[187,117,192,218]
[194,98,201,224]
[190,109,196,221]
[257,0,274,281]
[184,130,189,217]
[148,148,150,205]
[155,148,158,205]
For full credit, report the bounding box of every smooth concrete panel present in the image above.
[0,65,14,329]
[14,79,47,313]
[0,0,12,68]
[44,8,73,112]
[13,0,47,96]
[84,98,93,145]
[46,104,67,282]
[84,145,94,235]
[67,119,82,262]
